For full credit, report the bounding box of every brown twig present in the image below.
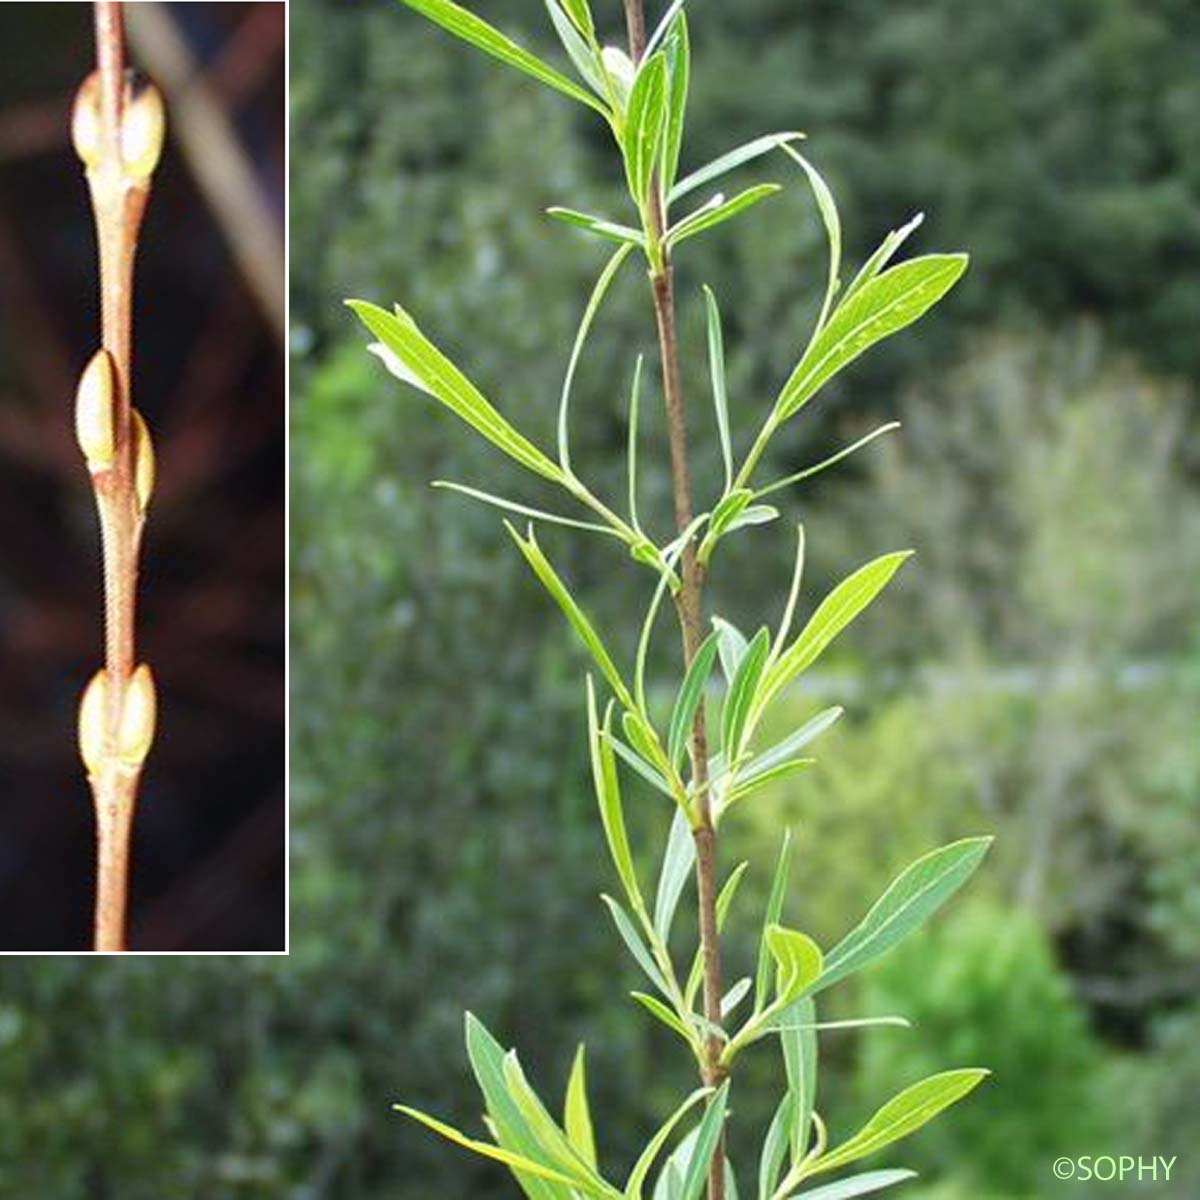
[626,4,726,1197]
[73,0,163,952]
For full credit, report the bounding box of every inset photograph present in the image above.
[0,1,284,952]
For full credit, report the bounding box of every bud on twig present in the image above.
[78,669,109,777]
[131,408,155,512]
[117,664,157,767]
[71,71,103,169]
[601,46,635,107]
[120,81,165,179]
[75,350,117,472]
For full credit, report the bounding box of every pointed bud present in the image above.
[78,669,109,777]
[75,350,117,472]
[71,72,103,168]
[132,408,155,513]
[117,664,157,767]
[121,82,165,179]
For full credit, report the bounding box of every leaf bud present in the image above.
[71,71,103,168]
[601,46,635,107]
[131,408,155,513]
[121,81,166,179]
[75,350,117,472]
[118,664,157,767]
[78,669,109,777]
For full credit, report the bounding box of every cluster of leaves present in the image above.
[348,2,993,1198]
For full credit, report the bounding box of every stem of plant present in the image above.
[73,0,163,951]
[625,3,727,1196]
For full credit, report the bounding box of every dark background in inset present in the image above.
[0,2,284,951]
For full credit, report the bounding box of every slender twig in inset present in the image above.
[72,0,164,952]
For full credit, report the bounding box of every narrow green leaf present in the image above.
[755,423,901,501]
[740,708,842,787]
[712,616,749,684]
[625,1088,712,1200]
[771,1015,911,1034]
[432,480,619,536]
[631,991,694,1044]
[348,299,564,483]
[602,894,670,995]
[627,355,645,529]
[661,13,690,197]
[765,925,823,1005]
[608,731,674,798]
[782,146,841,332]
[686,860,750,1012]
[395,1104,580,1187]
[501,1052,611,1193]
[396,0,606,113]
[758,1094,793,1200]
[702,285,733,490]
[724,504,778,534]
[791,1169,918,1200]
[645,0,689,58]
[721,627,771,762]
[556,0,593,38]
[464,1014,578,1200]
[622,709,675,787]
[842,212,925,307]
[816,837,993,992]
[671,132,804,204]
[560,244,635,470]
[655,805,696,941]
[543,1,606,94]
[760,552,913,714]
[623,53,669,208]
[668,631,720,769]
[776,254,968,421]
[678,1083,731,1200]
[724,758,814,810]
[565,1046,598,1170]
[810,1070,988,1177]
[754,831,793,1012]
[781,995,817,1165]
[667,184,782,248]
[721,977,752,1018]
[588,682,644,914]
[510,524,635,709]
[547,207,647,247]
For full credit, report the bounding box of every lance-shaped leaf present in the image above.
[740,707,843,789]
[463,1014,586,1199]
[555,0,593,38]
[394,1104,581,1189]
[815,837,993,992]
[677,1082,732,1200]
[722,627,771,762]
[510,524,635,709]
[625,1088,713,1199]
[781,995,817,1165]
[671,131,805,204]
[758,1094,794,1200]
[631,990,695,1045]
[348,299,565,483]
[782,145,841,333]
[685,860,749,1011]
[588,681,644,914]
[548,206,647,248]
[758,552,912,715]
[841,213,926,307]
[396,0,607,114]
[765,925,823,1005]
[661,13,690,196]
[655,805,695,940]
[791,1169,918,1199]
[543,1,606,94]
[623,53,669,208]
[775,254,968,422]
[755,831,792,1011]
[564,1045,598,1169]
[712,616,749,684]
[667,184,782,248]
[702,285,733,489]
[668,629,720,769]
[602,895,670,995]
[807,1070,988,1177]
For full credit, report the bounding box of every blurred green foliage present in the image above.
[2,0,1197,1195]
